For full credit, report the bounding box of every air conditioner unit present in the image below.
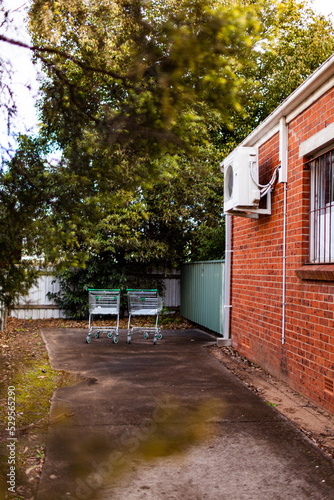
[221,147,262,217]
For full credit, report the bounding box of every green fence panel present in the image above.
[180,260,225,335]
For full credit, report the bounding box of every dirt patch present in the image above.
[208,345,334,461]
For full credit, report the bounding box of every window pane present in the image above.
[325,153,331,205]
[332,152,334,203]
[309,151,334,263]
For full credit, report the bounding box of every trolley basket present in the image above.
[127,289,163,344]
[86,289,120,344]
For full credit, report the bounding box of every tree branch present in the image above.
[0,34,129,82]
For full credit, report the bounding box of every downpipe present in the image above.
[282,182,287,344]
[217,214,232,346]
[279,117,288,345]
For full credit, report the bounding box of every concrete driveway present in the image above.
[37,328,334,500]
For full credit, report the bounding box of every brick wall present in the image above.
[231,87,334,413]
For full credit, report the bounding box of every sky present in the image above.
[0,1,40,157]
[0,0,334,157]
[312,0,334,17]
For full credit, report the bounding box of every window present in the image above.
[309,149,334,263]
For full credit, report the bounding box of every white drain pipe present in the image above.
[223,214,232,341]
[282,182,287,344]
[279,117,288,345]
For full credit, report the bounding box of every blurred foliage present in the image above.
[28,0,262,186]
[54,395,225,500]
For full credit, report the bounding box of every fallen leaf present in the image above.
[25,465,38,475]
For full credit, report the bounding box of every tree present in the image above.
[2,0,257,308]
[215,0,334,149]
[47,149,225,318]
[0,136,49,308]
[41,0,334,318]
[26,0,262,187]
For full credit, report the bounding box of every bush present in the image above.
[47,254,165,319]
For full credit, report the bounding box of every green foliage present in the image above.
[47,264,125,320]
[48,150,224,318]
[191,222,225,261]
[28,0,262,189]
[48,254,164,319]
[216,0,334,148]
[0,136,50,308]
[258,0,334,115]
[141,151,225,263]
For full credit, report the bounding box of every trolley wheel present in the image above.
[158,333,163,340]
[107,331,113,339]
[143,332,149,340]
[86,336,91,344]
[113,335,119,344]
[95,331,100,338]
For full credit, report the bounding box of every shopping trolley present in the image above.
[86,289,120,344]
[127,289,163,344]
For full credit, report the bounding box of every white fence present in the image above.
[10,271,181,320]
[10,274,66,320]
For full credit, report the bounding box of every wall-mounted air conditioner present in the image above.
[222,147,260,216]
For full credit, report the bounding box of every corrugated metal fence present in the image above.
[180,260,225,335]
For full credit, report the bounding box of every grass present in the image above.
[0,319,84,499]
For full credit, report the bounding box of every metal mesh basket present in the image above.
[86,289,120,344]
[128,294,163,316]
[126,289,163,344]
[89,289,120,315]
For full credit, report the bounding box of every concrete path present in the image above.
[37,328,334,500]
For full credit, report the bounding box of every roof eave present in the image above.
[239,53,334,148]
